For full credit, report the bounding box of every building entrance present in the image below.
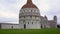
[24,24,26,29]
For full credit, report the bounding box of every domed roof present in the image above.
[22,0,38,9]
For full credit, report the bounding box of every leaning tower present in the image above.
[19,0,41,29]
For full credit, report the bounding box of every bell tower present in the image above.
[53,16,57,28]
[54,16,57,23]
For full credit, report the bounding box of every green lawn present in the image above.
[0,28,60,34]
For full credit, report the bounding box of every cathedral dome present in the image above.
[22,0,38,9]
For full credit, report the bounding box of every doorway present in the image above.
[24,24,26,29]
[41,24,42,28]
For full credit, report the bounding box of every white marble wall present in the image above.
[1,8,56,29]
[1,24,17,29]
[19,8,41,29]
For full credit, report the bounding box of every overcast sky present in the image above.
[0,0,60,24]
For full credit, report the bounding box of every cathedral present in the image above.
[0,0,57,29]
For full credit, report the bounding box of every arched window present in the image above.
[11,26,13,29]
[27,10,29,12]
[24,16,25,18]
[30,16,32,18]
[19,16,21,18]
[44,25,46,28]
[34,10,36,12]
[31,10,32,12]
[24,10,25,12]
[32,22,33,24]
[28,22,29,24]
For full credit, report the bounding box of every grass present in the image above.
[0,28,60,34]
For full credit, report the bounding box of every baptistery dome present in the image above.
[22,0,38,9]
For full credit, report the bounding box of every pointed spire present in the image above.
[27,0,32,4]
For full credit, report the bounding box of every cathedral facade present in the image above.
[0,0,57,29]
